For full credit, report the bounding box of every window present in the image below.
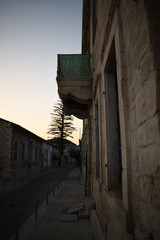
[13,141,18,161]
[39,147,41,162]
[28,141,33,167]
[105,43,122,198]
[35,147,38,161]
[95,102,100,178]
[22,143,25,161]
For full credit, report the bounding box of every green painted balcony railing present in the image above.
[57,54,91,78]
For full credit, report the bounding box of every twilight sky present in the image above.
[0,0,83,144]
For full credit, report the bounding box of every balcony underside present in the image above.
[56,54,92,119]
[57,77,91,119]
[57,77,91,104]
[63,99,90,119]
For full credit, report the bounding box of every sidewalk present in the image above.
[13,167,94,240]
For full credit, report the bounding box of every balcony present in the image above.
[56,54,92,119]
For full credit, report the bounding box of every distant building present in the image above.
[56,0,160,240]
[63,139,79,165]
[47,137,79,165]
[0,118,54,179]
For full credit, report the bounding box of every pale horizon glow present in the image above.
[0,0,83,145]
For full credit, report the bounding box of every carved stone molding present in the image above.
[57,77,92,105]
[100,0,120,64]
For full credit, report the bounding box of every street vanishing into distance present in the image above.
[0,165,71,240]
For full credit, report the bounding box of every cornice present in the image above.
[100,0,120,64]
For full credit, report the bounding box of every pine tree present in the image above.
[47,99,76,164]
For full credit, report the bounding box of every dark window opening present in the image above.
[35,147,38,161]
[105,43,122,198]
[22,143,25,161]
[28,141,33,168]
[95,103,100,178]
[13,141,18,161]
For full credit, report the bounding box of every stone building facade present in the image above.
[56,0,160,239]
[0,118,54,180]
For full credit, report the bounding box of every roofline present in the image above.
[0,118,48,143]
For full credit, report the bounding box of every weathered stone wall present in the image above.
[81,119,88,183]
[0,120,6,178]
[12,129,43,178]
[121,1,160,239]
[88,0,160,239]
[0,119,55,180]
[0,119,13,179]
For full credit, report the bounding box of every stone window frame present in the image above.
[93,87,102,181]
[94,101,100,178]
[102,10,131,212]
[104,42,123,199]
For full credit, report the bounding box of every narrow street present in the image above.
[0,165,71,240]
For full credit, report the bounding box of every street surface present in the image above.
[0,165,71,240]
